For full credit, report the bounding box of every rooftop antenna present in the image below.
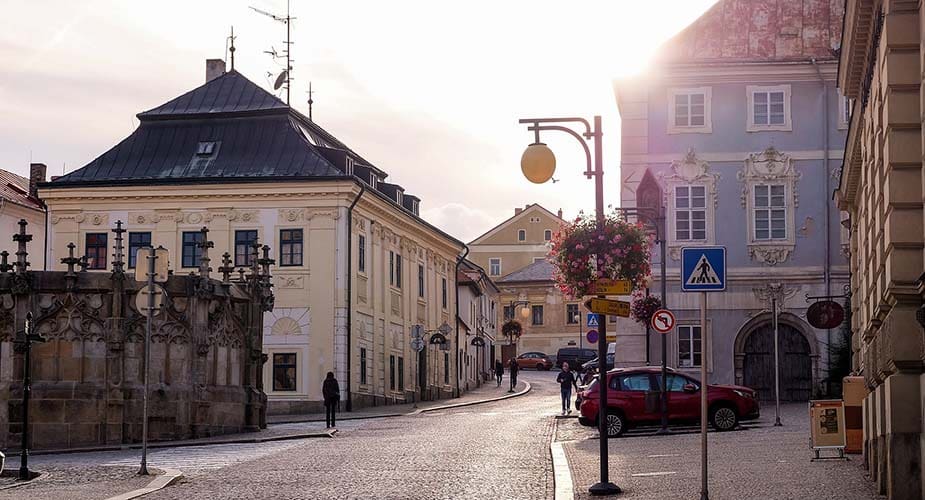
[250,0,295,105]
[226,26,237,71]
[307,81,314,121]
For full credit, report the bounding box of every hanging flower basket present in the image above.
[549,210,652,299]
[501,319,523,340]
[630,292,662,325]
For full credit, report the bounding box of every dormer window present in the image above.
[369,175,378,190]
[196,141,217,156]
[345,157,355,176]
[396,191,403,205]
[411,200,419,216]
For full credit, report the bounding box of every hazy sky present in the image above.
[0,0,716,242]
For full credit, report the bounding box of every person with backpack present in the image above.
[494,359,504,387]
[508,358,518,392]
[322,371,340,428]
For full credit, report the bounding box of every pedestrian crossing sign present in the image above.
[586,313,600,328]
[681,246,726,292]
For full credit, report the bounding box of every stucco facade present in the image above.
[615,0,849,395]
[0,165,46,267]
[837,1,925,497]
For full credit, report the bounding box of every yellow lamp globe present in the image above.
[521,142,556,184]
[519,305,531,319]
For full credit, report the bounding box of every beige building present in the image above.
[469,204,643,362]
[40,61,466,414]
[1,164,46,267]
[837,2,925,498]
[457,260,499,389]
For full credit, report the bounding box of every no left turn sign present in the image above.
[651,309,676,334]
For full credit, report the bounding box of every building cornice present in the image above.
[617,60,839,90]
[838,0,877,98]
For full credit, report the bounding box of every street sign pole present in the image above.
[773,297,782,426]
[700,291,709,500]
[140,246,155,476]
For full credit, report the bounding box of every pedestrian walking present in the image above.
[557,362,579,415]
[322,371,340,428]
[508,358,518,392]
[494,360,504,387]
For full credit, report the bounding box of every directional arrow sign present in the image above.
[584,298,631,318]
[587,278,632,296]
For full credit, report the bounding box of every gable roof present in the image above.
[655,0,843,65]
[0,168,43,211]
[497,259,554,283]
[468,203,563,245]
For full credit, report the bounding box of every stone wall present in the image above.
[0,220,273,450]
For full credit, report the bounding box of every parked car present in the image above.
[577,366,759,437]
[555,348,597,370]
[580,343,617,372]
[515,352,553,370]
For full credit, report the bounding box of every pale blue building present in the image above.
[615,0,848,400]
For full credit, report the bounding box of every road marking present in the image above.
[631,471,677,477]
[550,441,574,500]
[647,454,681,458]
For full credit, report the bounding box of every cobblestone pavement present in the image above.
[559,403,883,499]
[0,465,160,500]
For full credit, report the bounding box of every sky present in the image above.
[0,0,717,243]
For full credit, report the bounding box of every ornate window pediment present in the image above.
[739,147,801,266]
[658,149,719,260]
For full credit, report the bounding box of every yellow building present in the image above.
[1,164,46,268]
[40,61,466,414]
[837,2,925,497]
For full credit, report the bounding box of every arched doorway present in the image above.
[734,314,817,401]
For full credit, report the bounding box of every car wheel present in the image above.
[710,405,738,431]
[605,412,625,437]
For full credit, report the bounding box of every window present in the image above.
[619,374,653,391]
[444,352,450,384]
[746,85,791,131]
[441,278,447,309]
[656,374,698,392]
[675,186,706,241]
[398,357,404,390]
[196,141,216,156]
[358,235,366,273]
[85,233,108,269]
[234,230,258,267]
[503,305,512,321]
[181,231,203,268]
[272,353,297,391]
[389,251,395,285]
[531,305,543,325]
[517,229,526,241]
[395,254,402,288]
[279,229,303,266]
[566,304,580,324]
[838,93,852,129]
[389,251,402,287]
[127,232,151,269]
[489,258,501,276]
[360,348,368,385]
[667,87,712,134]
[753,184,787,240]
[678,325,702,368]
[390,355,396,391]
[418,264,425,298]
[544,229,552,241]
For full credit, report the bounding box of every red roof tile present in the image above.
[0,168,43,211]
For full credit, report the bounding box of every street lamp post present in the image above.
[519,115,620,496]
[18,312,45,480]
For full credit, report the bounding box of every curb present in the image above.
[413,381,532,415]
[0,470,47,491]
[20,430,333,457]
[104,468,184,500]
[269,412,404,425]
[550,441,574,500]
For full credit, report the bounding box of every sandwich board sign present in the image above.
[681,247,726,292]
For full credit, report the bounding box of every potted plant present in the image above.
[549,210,652,299]
[501,319,523,343]
[630,292,662,325]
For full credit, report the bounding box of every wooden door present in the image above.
[743,323,812,401]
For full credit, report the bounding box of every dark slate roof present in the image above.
[498,260,554,283]
[138,70,288,119]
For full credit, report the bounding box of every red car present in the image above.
[578,367,759,436]
[515,352,553,370]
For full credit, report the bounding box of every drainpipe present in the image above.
[455,245,469,398]
[345,183,366,411]
[812,58,833,393]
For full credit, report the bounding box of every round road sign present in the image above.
[651,309,676,334]
[586,329,599,344]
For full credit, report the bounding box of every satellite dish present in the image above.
[273,71,288,90]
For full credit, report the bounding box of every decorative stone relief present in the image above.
[275,275,305,289]
[748,247,792,266]
[262,307,309,335]
[738,147,800,266]
[279,209,307,223]
[752,282,798,307]
[227,210,258,223]
[75,213,109,226]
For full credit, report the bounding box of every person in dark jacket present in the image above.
[557,362,580,415]
[322,372,340,428]
[508,358,518,392]
[494,360,504,387]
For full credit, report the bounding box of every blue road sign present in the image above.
[587,329,599,344]
[586,313,600,328]
[681,246,727,292]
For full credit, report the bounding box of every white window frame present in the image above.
[677,325,702,368]
[673,185,708,242]
[488,258,501,277]
[660,150,718,260]
[752,184,788,241]
[667,87,712,134]
[740,147,799,265]
[838,93,852,130]
[746,85,792,132]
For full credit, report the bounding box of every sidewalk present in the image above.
[558,404,883,499]
[0,466,173,500]
[268,379,530,424]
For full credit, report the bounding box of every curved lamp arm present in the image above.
[519,118,595,178]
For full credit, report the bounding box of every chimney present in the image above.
[557,208,563,219]
[206,59,226,83]
[514,207,523,216]
[29,163,46,199]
